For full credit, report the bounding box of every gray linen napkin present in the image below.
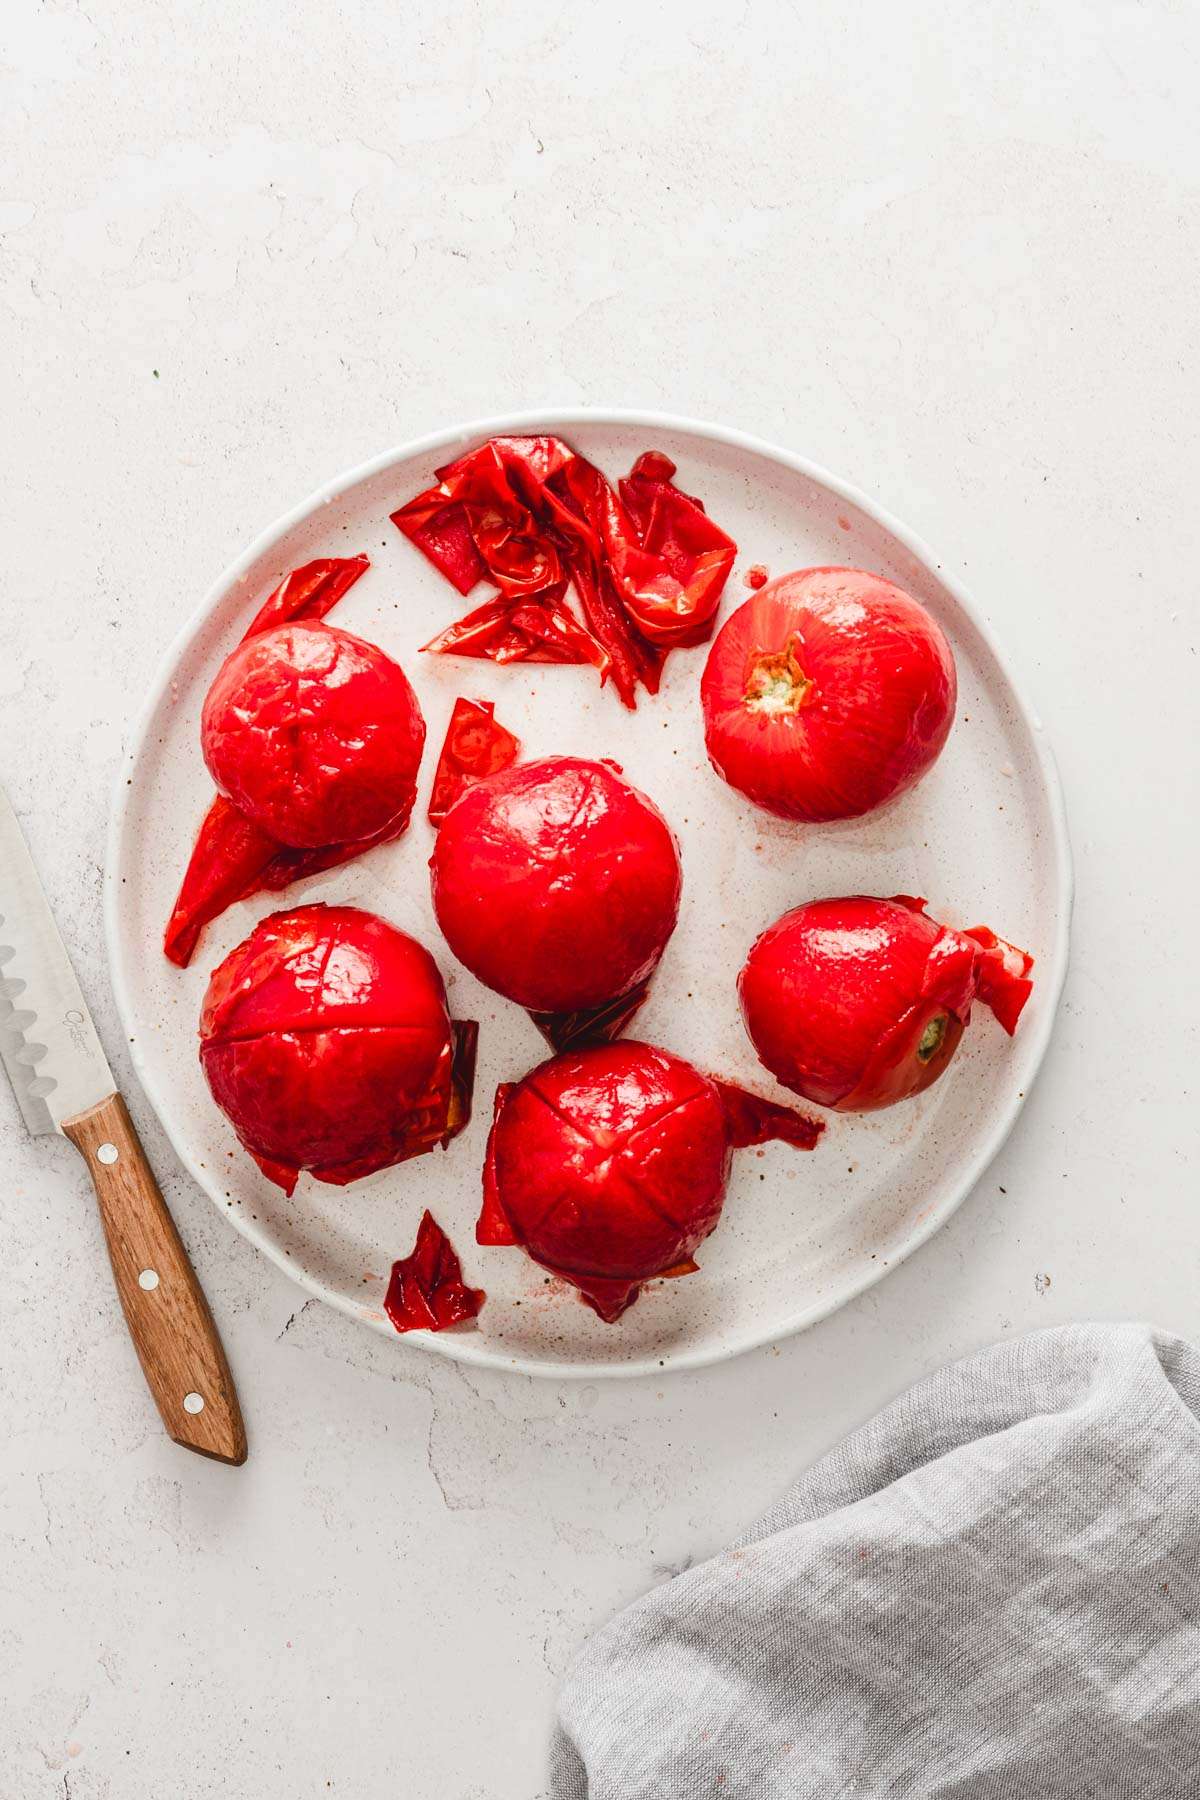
[552,1323,1200,1798]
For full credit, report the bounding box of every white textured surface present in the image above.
[1,3,1196,1795]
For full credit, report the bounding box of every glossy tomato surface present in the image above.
[481,1040,732,1321]
[738,895,986,1111]
[701,568,956,821]
[202,621,426,849]
[430,755,682,1012]
[200,903,453,1192]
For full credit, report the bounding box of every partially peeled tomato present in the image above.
[202,621,425,849]
[737,895,1034,1112]
[700,568,956,821]
[164,556,429,968]
[199,904,474,1193]
[478,1040,821,1322]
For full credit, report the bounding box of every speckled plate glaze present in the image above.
[106,411,1071,1378]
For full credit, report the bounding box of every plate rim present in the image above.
[104,406,1073,1380]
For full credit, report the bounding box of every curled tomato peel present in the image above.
[164,796,285,969]
[427,699,521,827]
[445,1019,480,1143]
[394,436,735,707]
[964,926,1035,1035]
[164,775,417,970]
[385,1211,485,1334]
[477,1085,518,1246]
[713,1079,824,1150]
[528,977,653,1055]
[239,554,370,642]
[420,584,610,669]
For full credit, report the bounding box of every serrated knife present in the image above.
[0,783,246,1464]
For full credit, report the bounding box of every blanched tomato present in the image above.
[430,756,681,1015]
[478,1041,733,1322]
[478,1040,823,1321]
[701,568,956,822]
[199,904,471,1193]
[738,895,1033,1111]
[202,621,425,849]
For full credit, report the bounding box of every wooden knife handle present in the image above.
[63,1092,247,1465]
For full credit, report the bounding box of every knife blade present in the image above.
[0,789,115,1134]
[0,784,246,1464]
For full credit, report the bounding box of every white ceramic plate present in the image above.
[106,410,1070,1378]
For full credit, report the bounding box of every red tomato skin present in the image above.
[200,904,453,1190]
[700,568,956,822]
[202,621,426,849]
[430,756,682,1013]
[482,1040,731,1321]
[738,896,981,1111]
